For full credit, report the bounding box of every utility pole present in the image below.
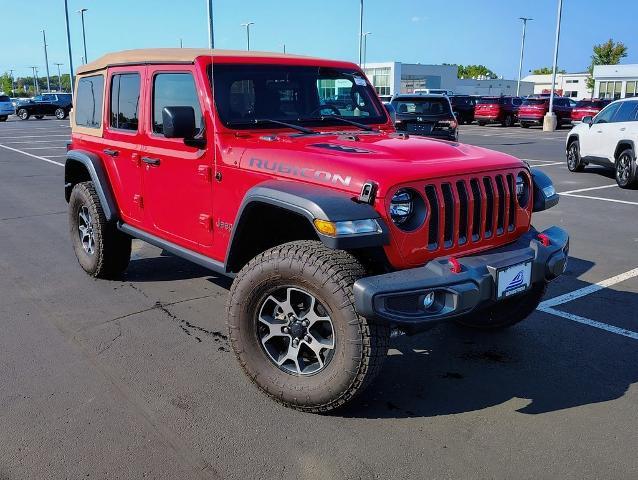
[9,69,15,95]
[206,0,214,48]
[516,17,532,97]
[42,30,51,92]
[241,22,254,51]
[30,67,38,95]
[79,8,88,64]
[63,0,75,97]
[544,0,563,132]
[358,0,364,66]
[54,63,63,92]
[362,32,372,70]
[282,43,286,54]
[179,38,183,48]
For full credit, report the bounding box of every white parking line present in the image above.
[561,193,638,206]
[0,144,64,166]
[538,267,638,340]
[3,140,70,144]
[558,184,617,194]
[528,161,564,167]
[20,146,67,150]
[0,134,70,139]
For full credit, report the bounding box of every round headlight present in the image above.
[516,173,530,207]
[390,189,414,225]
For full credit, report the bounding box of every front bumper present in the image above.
[354,226,569,330]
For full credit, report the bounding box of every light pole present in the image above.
[358,0,364,66]
[54,63,63,92]
[516,17,532,97]
[30,67,38,95]
[241,22,254,51]
[282,43,286,54]
[362,32,372,70]
[63,0,74,97]
[544,0,563,132]
[78,8,88,64]
[179,38,183,48]
[42,30,51,92]
[206,0,214,48]
[9,69,15,95]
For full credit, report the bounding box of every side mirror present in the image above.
[582,115,593,126]
[162,106,197,139]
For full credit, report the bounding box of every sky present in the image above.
[2,0,638,80]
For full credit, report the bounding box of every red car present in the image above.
[474,96,523,127]
[64,48,568,413]
[519,97,573,128]
[570,99,612,124]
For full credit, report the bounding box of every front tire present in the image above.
[567,140,585,172]
[455,283,547,330]
[0,115,7,122]
[227,240,389,413]
[69,181,131,279]
[502,114,514,127]
[55,108,67,120]
[17,108,30,120]
[615,149,638,189]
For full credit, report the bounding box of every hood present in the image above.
[236,130,526,197]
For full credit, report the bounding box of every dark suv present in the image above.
[474,96,523,127]
[449,95,478,124]
[390,94,458,140]
[15,93,73,120]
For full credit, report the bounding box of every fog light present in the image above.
[423,291,436,309]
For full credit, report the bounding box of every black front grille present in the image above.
[422,173,521,252]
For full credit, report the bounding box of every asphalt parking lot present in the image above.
[1,117,637,479]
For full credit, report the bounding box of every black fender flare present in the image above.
[65,149,119,222]
[614,140,636,159]
[225,180,389,268]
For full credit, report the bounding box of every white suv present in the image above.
[566,98,638,188]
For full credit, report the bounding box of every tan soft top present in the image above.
[76,48,329,75]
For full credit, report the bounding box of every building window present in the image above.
[363,67,391,96]
[626,81,636,98]
[564,90,578,98]
[566,79,579,84]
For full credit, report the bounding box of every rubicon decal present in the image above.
[249,158,352,186]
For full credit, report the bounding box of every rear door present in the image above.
[142,66,213,249]
[102,67,145,224]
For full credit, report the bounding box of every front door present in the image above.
[142,67,213,250]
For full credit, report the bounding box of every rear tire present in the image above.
[502,114,514,127]
[615,148,638,189]
[567,140,585,172]
[520,122,530,128]
[17,108,30,120]
[69,181,131,279]
[477,121,486,127]
[455,283,547,330]
[227,240,389,413]
[0,115,7,122]
[55,108,67,120]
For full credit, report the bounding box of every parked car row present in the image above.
[0,93,73,121]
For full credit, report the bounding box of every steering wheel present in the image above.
[308,104,342,117]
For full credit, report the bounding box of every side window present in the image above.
[75,75,104,128]
[513,98,522,106]
[612,101,638,123]
[152,72,202,135]
[110,73,141,131]
[594,102,621,124]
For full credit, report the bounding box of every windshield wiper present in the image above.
[227,118,316,135]
[300,115,377,132]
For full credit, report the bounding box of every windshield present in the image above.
[210,64,387,129]
[391,97,451,115]
[575,100,606,108]
[522,99,548,106]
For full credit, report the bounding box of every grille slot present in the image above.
[483,177,494,238]
[425,185,439,250]
[470,179,482,241]
[456,180,468,245]
[495,175,506,235]
[506,174,516,231]
[441,184,454,248]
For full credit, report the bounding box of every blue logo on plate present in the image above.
[507,270,525,290]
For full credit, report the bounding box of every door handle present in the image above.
[142,157,161,166]
[103,149,119,157]
[620,127,627,131]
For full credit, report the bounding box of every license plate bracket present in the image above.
[496,260,532,300]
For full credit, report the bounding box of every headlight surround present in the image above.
[516,172,530,208]
[389,188,426,231]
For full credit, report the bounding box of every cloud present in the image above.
[411,16,421,22]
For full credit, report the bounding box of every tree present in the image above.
[587,39,628,90]
[0,72,13,95]
[532,67,566,75]
[454,64,498,80]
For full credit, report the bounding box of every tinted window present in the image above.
[211,64,386,129]
[594,102,621,124]
[478,97,502,105]
[512,98,523,106]
[522,99,548,106]
[153,73,202,135]
[42,94,56,101]
[392,98,451,115]
[75,75,104,128]
[0,95,10,102]
[612,101,638,123]
[110,73,141,131]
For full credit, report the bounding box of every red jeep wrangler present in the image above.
[65,49,568,413]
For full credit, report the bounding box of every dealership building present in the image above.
[521,72,592,99]
[362,62,533,97]
[593,64,638,100]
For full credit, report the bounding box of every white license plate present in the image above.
[497,261,532,299]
